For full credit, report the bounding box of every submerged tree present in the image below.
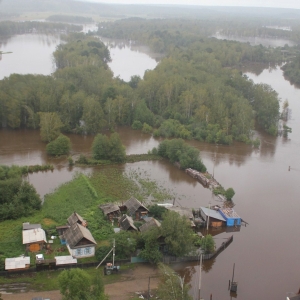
[157,263,192,300]
[39,112,63,142]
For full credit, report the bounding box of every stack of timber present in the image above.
[185,168,220,189]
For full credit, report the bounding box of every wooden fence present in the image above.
[0,259,130,277]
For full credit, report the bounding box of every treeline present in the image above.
[46,15,93,24]
[0,165,41,221]
[97,18,296,62]
[0,21,82,36]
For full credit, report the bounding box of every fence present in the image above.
[162,235,233,264]
[0,259,130,277]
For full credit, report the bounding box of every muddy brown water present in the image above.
[1,35,300,298]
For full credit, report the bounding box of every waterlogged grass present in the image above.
[43,174,99,224]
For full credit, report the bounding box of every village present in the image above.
[3,168,242,277]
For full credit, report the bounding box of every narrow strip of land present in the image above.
[1,264,160,300]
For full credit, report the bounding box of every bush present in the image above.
[132,120,143,130]
[46,134,71,156]
[225,188,235,200]
[142,123,153,134]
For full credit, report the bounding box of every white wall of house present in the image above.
[66,244,95,258]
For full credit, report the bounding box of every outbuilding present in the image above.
[22,228,47,252]
[123,197,149,220]
[200,207,226,228]
[219,208,241,227]
[5,256,30,271]
[99,203,121,220]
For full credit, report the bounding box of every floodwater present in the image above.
[0,34,61,79]
[1,34,300,299]
[212,33,296,47]
[100,37,161,82]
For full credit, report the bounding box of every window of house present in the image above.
[76,248,82,256]
[84,247,92,255]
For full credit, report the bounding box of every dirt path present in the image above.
[1,264,160,300]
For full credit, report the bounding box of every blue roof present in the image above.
[200,207,226,222]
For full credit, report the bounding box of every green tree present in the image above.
[225,188,235,200]
[139,227,162,264]
[113,231,137,259]
[92,133,110,160]
[108,132,126,163]
[161,211,195,257]
[46,134,71,156]
[199,234,215,254]
[58,268,92,300]
[157,263,192,300]
[90,271,109,300]
[39,112,63,142]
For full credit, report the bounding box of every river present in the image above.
[0,32,300,299]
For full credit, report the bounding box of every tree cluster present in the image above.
[0,165,41,221]
[58,268,108,300]
[92,132,126,163]
[154,139,206,172]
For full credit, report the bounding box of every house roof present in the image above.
[124,197,149,216]
[64,223,96,249]
[5,256,30,270]
[22,223,41,231]
[139,217,161,233]
[119,214,137,231]
[67,212,85,226]
[55,256,77,265]
[166,206,194,219]
[22,228,47,244]
[99,203,120,215]
[219,208,240,219]
[200,207,226,222]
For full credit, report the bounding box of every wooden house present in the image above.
[119,214,138,231]
[64,223,97,258]
[67,212,88,227]
[123,197,149,220]
[200,207,226,228]
[5,256,30,271]
[22,228,47,252]
[99,203,121,220]
[139,217,161,233]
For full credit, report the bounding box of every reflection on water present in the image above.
[0,34,61,79]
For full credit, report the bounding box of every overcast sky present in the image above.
[84,0,300,9]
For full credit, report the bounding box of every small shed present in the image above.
[22,228,47,252]
[200,207,226,228]
[5,256,30,271]
[219,208,241,227]
[64,223,97,258]
[55,255,77,266]
[123,197,149,220]
[67,212,88,227]
[119,214,137,231]
[99,203,121,220]
[22,223,41,231]
[139,217,161,233]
